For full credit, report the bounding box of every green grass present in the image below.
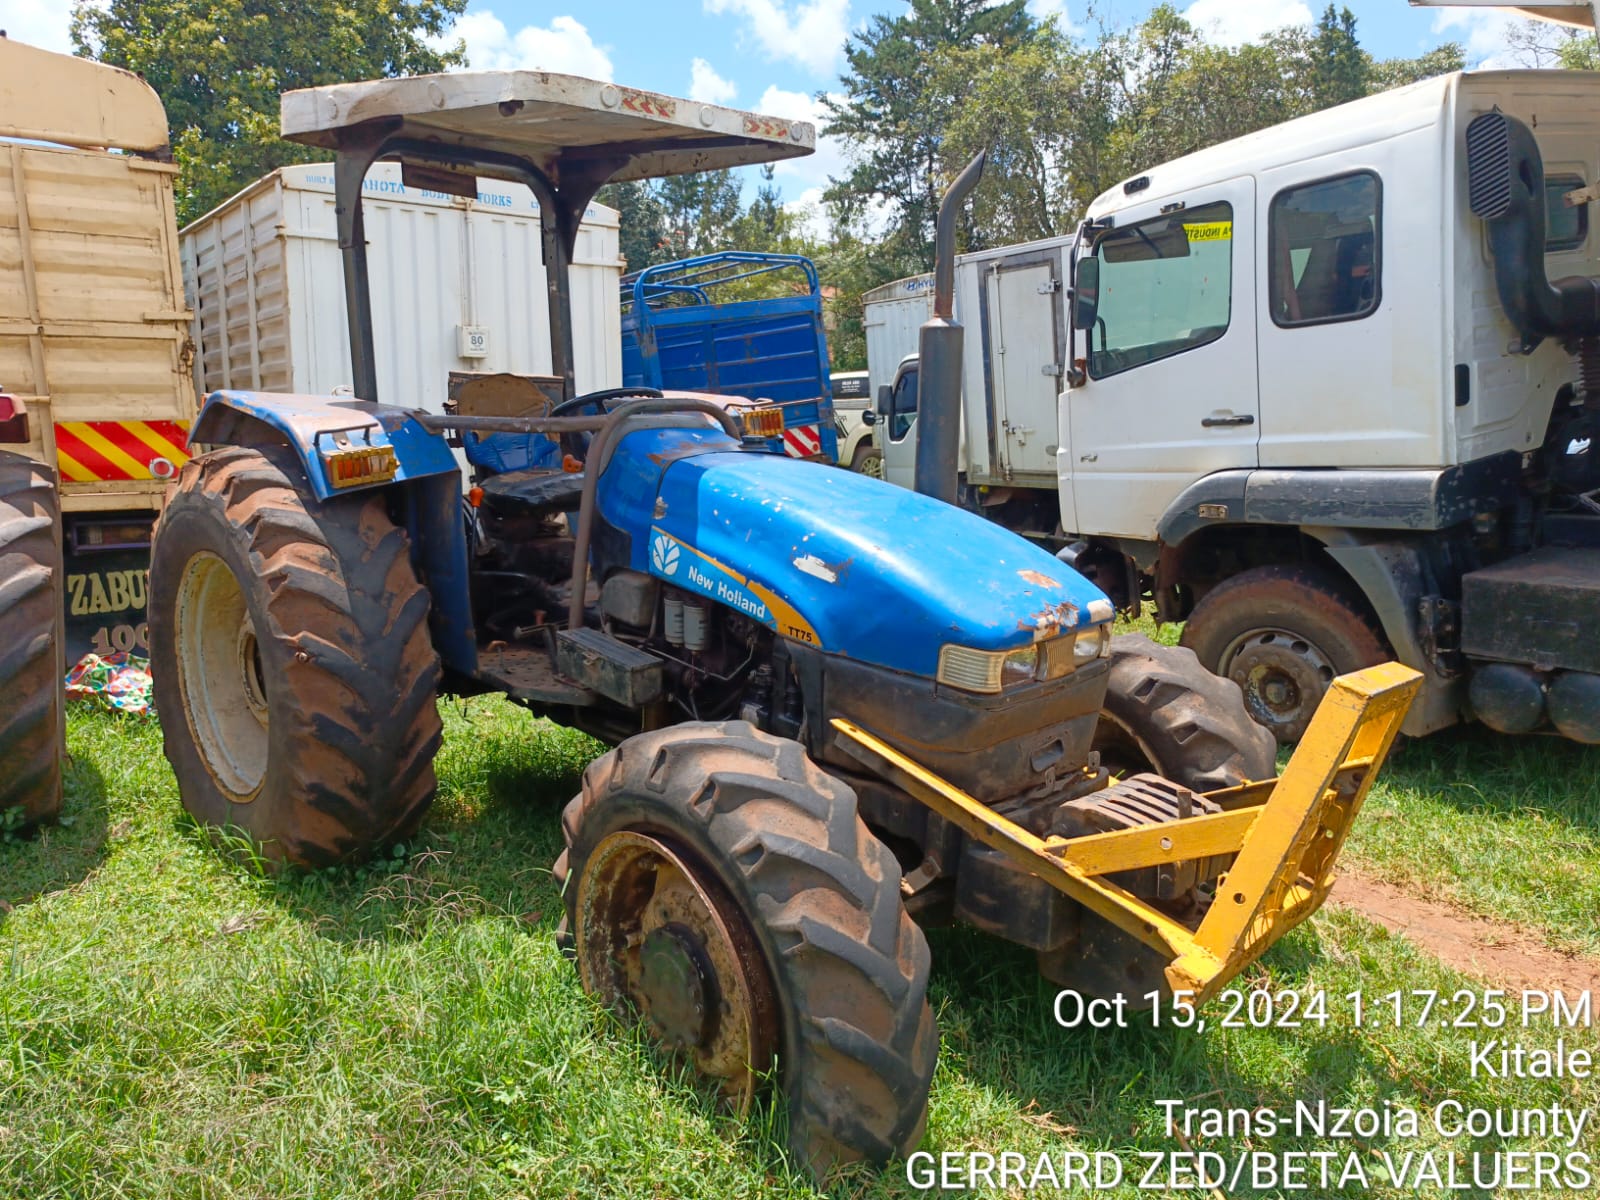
[2,703,1596,1199]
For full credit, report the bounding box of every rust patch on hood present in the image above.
[1021,600,1079,638]
[1018,569,1060,588]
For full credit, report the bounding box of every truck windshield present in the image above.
[1088,201,1233,378]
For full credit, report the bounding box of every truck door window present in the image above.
[1545,174,1587,252]
[1087,201,1233,379]
[889,367,918,441]
[1269,171,1380,327]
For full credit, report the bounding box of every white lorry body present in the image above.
[862,273,932,398]
[180,162,623,410]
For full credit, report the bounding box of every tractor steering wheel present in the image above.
[549,387,665,461]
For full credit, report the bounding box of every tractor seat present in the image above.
[478,468,586,519]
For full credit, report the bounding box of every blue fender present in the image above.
[191,390,459,501]
[191,389,476,675]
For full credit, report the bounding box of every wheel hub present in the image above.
[174,551,269,799]
[638,924,712,1048]
[1224,629,1335,741]
[575,830,777,1112]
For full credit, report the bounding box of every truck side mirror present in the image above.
[861,408,877,426]
[876,383,892,414]
[1071,256,1099,329]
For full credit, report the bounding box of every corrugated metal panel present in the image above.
[181,162,622,413]
[863,282,932,396]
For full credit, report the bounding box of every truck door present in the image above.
[1067,177,1259,538]
[984,255,1062,481]
[879,360,919,489]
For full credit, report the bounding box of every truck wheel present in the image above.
[555,721,936,1180]
[1179,565,1388,745]
[1094,634,1276,791]
[149,447,441,867]
[0,453,64,827]
[850,443,884,478]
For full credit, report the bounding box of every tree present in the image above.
[1368,41,1465,90]
[1311,5,1368,107]
[654,169,744,259]
[822,0,1036,265]
[72,0,467,224]
[599,179,670,273]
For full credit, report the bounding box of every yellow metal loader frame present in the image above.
[833,661,1422,1007]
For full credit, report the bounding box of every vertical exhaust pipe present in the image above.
[915,151,986,503]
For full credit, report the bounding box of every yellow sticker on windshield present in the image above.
[1184,221,1232,242]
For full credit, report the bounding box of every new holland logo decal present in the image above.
[650,532,680,576]
[647,528,822,648]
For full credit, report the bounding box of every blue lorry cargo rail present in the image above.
[621,252,837,461]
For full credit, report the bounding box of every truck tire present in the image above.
[149,447,441,867]
[1179,565,1388,745]
[1094,634,1276,791]
[555,721,937,1181]
[850,443,883,478]
[0,452,64,828]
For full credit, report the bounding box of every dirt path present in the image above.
[1329,871,1600,997]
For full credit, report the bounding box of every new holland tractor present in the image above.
[148,72,1421,1179]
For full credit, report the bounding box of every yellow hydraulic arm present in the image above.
[832,661,1422,1007]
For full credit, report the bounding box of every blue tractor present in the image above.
[147,73,1420,1181]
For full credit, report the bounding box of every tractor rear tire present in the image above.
[149,447,442,868]
[1094,634,1276,792]
[0,452,64,828]
[555,721,937,1181]
[1179,565,1389,745]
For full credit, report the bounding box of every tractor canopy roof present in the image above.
[280,70,814,185]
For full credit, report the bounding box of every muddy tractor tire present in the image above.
[1179,565,1389,745]
[0,452,64,828]
[555,721,937,1181]
[1094,634,1277,792]
[148,447,442,868]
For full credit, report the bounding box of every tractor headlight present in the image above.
[937,625,1110,695]
[937,643,1038,693]
[1070,623,1111,666]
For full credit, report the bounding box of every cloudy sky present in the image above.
[0,0,1532,220]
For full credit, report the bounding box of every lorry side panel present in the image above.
[0,141,195,662]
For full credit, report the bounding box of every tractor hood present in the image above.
[600,434,1112,678]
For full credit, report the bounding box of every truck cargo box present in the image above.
[180,162,624,411]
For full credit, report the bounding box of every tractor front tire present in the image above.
[0,453,64,827]
[1094,634,1276,791]
[555,721,937,1181]
[149,447,442,868]
[1179,565,1389,745]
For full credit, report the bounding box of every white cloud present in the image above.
[688,57,737,104]
[447,11,614,80]
[702,0,850,76]
[1027,0,1081,36]
[754,84,844,187]
[1428,7,1522,67]
[0,0,74,53]
[1183,0,1312,46]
